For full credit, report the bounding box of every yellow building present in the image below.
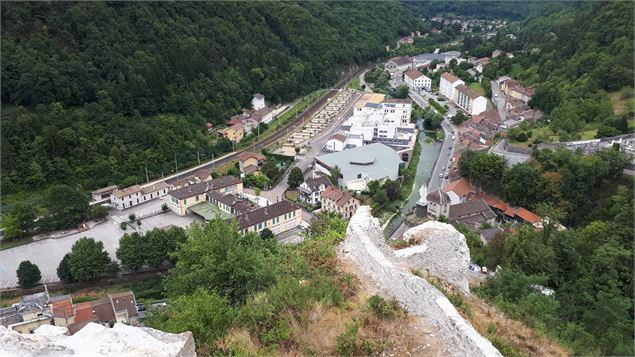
[218,123,244,142]
[234,201,302,235]
[168,176,243,216]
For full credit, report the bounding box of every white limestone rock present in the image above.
[0,322,196,357]
[340,206,501,357]
[398,221,471,295]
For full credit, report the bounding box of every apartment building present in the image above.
[455,84,488,116]
[439,72,465,100]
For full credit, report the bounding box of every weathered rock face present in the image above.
[340,206,501,357]
[0,322,196,357]
[396,221,471,295]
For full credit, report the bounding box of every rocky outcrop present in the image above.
[340,206,501,357]
[396,221,471,294]
[0,322,196,357]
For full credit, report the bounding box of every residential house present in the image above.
[238,151,267,175]
[320,186,360,220]
[385,57,413,72]
[191,167,214,183]
[2,291,52,334]
[110,185,142,210]
[298,175,332,205]
[50,295,74,328]
[439,72,464,101]
[207,191,254,216]
[474,57,490,73]
[218,122,244,143]
[252,93,265,110]
[476,193,542,229]
[314,143,403,192]
[501,79,534,104]
[492,50,503,58]
[404,69,432,91]
[426,188,451,218]
[233,201,302,235]
[325,133,348,152]
[108,291,139,325]
[455,84,488,115]
[91,185,118,202]
[110,181,169,210]
[443,177,476,204]
[448,199,497,231]
[168,176,242,216]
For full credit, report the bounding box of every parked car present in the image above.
[439,173,443,178]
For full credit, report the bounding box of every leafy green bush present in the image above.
[367,295,401,319]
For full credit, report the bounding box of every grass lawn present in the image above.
[285,189,298,202]
[510,63,524,77]
[349,77,362,91]
[609,90,634,115]
[468,82,486,96]
[628,118,635,129]
[0,236,36,251]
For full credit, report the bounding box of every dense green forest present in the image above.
[403,1,569,20]
[501,2,633,136]
[460,146,634,355]
[1,1,420,199]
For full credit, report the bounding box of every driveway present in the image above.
[0,200,200,289]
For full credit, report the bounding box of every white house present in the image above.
[439,72,464,100]
[455,84,488,115]
[252,93,265,110]
[404,69,432,92]
[325,133,348,152]
[385,57,413,72]
[298,175,332,205]
[110,181,169,210]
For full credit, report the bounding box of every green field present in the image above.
[468,82,486,96]
[348,77,362,91]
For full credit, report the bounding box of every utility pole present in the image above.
[145,167,149,183]
[212,154,215,169]
[197,150,201,164]
[174,153,178,175]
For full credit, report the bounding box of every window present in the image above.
[196,195,200,202]
[184,199,187,205]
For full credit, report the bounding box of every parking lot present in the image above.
[0,199,201,289]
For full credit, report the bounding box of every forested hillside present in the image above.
[1,1,419,197]
[514,1,634,134]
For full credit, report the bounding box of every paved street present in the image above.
[0,200,201,289]
[408,90,458,190]
[490,79,507,121]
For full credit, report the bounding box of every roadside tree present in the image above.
[68,237,112,281]
[16,260,41,288]
[287,167,304,189]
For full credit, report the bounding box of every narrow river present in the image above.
[384,120,442,238]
